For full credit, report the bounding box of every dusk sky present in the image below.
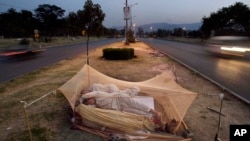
[0,0,249,27]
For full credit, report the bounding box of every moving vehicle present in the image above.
[0,45,45,59]
[205,36,250,58]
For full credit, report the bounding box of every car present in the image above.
[0,45,45,59]
[205,36,250,58]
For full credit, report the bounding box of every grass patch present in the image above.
[6,70,42,86]
[0,109,13,123]
[0,39,20,48]
[29,110,61,122]
[0,42,168,140]
[3,126,54,141]
[0,86,6,93]
[0,36,104,50]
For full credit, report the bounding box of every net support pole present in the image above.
[19,90,57,141]
[215,93,224,141]
[86,35,89,65]
[20,101,33,141]
[87,65,90,87]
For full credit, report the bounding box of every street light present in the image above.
[129,3,138,30]
[133,23,136,39]
[130,16,136,31]
[150,26,153,37]
[182,27,186,37]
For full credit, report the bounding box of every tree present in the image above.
[79,0,105,64]
[103,28,121,38]
[172,28,183,37]
[65,12,80,36]
[80,0,105,36]
[200,2,250,38]
[0,8,36,37]
[137,27,144,37]
[34,4,65,36]
[156,29,167,37]
[0,2,112,38]
[19,10,37,37]
[0,8,20,37]
[187,30,202,38]
[127,29,135,43]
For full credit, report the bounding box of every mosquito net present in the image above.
[58,64,197,140]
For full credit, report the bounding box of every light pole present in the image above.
[129,3,138,30]
[182,27,186,37]
[150,26,153,37]
[130,16,136,31]
[85,25,89,64]
[133,23,136,38]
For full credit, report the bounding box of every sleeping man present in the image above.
[81,91,162,119]
[79,84,165,130]
[75,84,181,133]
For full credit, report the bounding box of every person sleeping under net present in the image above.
[79,84,166,130]
[81,91,162,119]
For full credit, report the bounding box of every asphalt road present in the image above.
[142,38,250,104]
[1,38,249,104]
[0,38,119,82]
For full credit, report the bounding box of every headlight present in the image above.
[220,46,250,53]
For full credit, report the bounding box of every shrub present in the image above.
[103,48,134,60]
[127,30,135,43]
[18,38,30,45]
[40,36,52,43]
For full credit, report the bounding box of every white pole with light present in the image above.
[129,3,137,30]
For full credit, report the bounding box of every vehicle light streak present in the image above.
[0,51,28,56]
[220,46,250,52]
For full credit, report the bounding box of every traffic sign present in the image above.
[82,30,86,36]
[34,33,39,38]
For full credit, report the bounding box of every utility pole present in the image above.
[124,0,129,45]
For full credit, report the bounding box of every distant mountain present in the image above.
[111,22,202,31]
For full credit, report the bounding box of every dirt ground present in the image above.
[0,41,250,141]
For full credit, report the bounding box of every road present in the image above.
[1,38,249,104]
[0,38,119,82]
[142,38,250,104]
